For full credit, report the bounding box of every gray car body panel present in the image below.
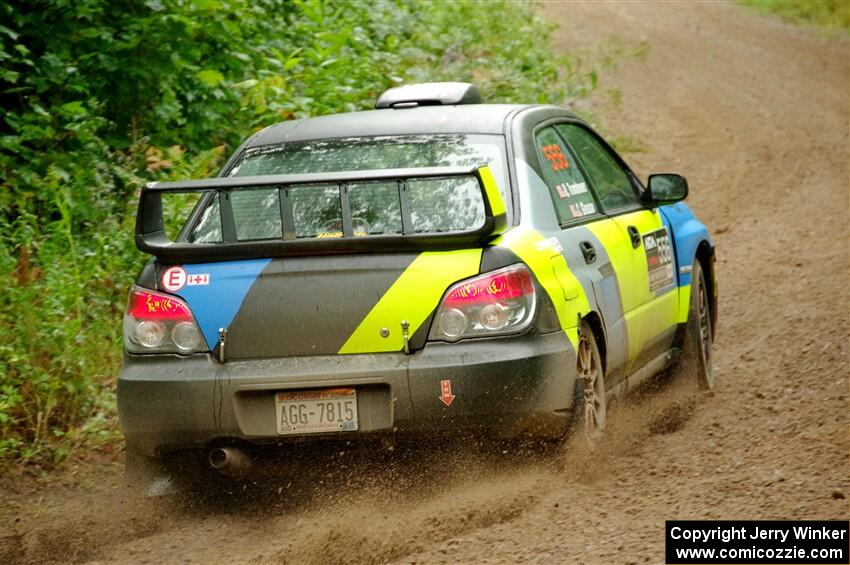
[224,253,419,358]
[119,331,575,456]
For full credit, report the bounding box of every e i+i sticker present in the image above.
[161,266,210,292]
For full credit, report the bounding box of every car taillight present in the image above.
[123,287,206,354]
[429,264,537,342]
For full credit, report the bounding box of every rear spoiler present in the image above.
[136,165,508,263]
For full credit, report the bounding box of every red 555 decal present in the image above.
[541,144,570,171]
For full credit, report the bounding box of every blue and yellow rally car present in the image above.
[119,83,716,481]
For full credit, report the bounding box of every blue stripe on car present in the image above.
[659,202,712,287]
[175,259,271,349]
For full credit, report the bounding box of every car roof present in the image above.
[247,104,535,148]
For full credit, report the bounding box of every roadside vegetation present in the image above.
[0,0,616,469]
[740,0,850,33]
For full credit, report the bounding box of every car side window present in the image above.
[555,124,641,213]
[534,126,600,225]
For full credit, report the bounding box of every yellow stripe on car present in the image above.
[478,165,508,236]
[479,166,506,218]
[677,284,692,324]
[338,249,482,354]
[589,210,681,367]
[495,227,590,348]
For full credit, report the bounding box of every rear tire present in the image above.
[572,321,607,445]
[674,260,714,390]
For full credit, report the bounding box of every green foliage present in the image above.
[0,0,605,467]
[740,0,850,33]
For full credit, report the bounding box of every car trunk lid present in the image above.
[161,249,481,359]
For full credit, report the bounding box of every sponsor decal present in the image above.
[161,266,187,292]
[556,183,569,199]
[541,144,570,171]
[643,227,675,292]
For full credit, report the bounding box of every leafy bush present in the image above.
[0,0,605,467]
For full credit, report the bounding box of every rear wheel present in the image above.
[572,321,606,444]
[674,260,713,389]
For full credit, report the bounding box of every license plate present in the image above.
[275,388,358,435]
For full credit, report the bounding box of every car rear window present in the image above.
[229,134,506,191]
[189,135,504,243]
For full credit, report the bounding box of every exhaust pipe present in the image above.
[208,446,252,479]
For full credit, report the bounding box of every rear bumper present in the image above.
[117,331,576,457]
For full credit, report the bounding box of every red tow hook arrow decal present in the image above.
[439,380,455,407]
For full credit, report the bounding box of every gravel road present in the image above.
[2,2,848,564]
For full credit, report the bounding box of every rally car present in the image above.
[119,82,716,483]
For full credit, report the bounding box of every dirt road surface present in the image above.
[2,2,848,564]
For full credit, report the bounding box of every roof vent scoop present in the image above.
[375,82,481,109]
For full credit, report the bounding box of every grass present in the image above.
[740,0,850,33]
